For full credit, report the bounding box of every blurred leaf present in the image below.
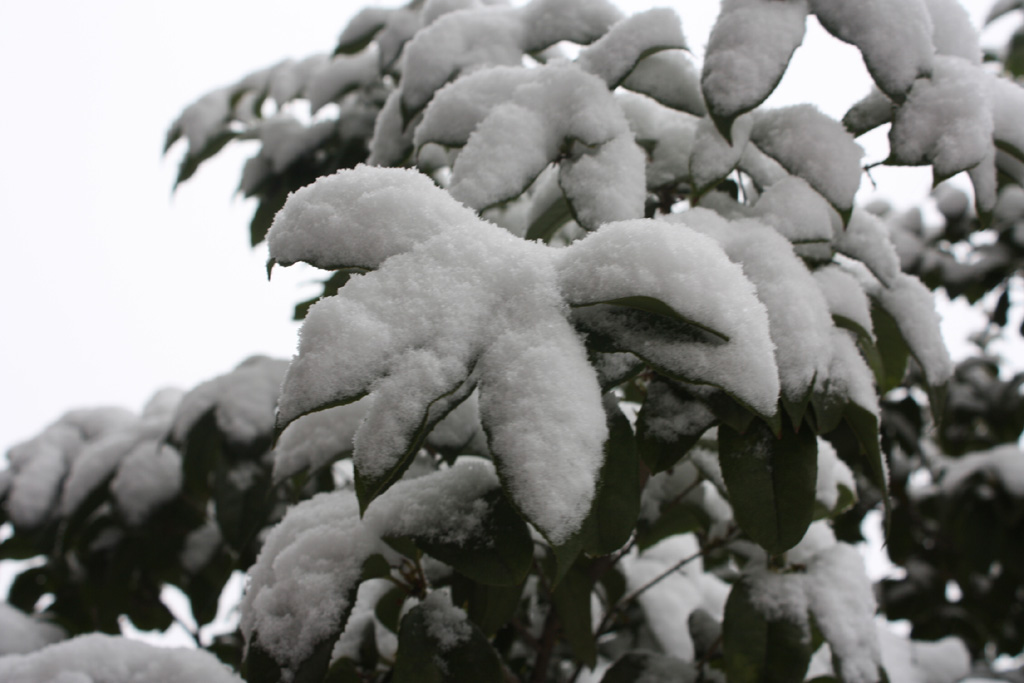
[600,651,698,682]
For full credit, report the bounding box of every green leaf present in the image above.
[551,562,597,668]
[354,379,476,512]
[525,189,573,243]
[450,573,525,637]
[637,494,710,551]
[215,460,271,552]
[574,296,729,342]
[719,418,817,555]
[375,585,407,633]
[176,408,222,504]
[582,402,641,556]
[404,488,533,587]
[601,652,698,683]
[636,378,716,473]
[870,302,910,393]
[393,597,503,683]
[844,402,891,527]
[723,576,812,683]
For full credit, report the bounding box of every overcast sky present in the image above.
[0,0,1011,456]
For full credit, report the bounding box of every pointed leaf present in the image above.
[719,419,818,555]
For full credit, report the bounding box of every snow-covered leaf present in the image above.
[621,50,705,117]
[723,572,812,683]
[364,459,533,587]
[397,0,620,119]
[680,210,833,419]
[810,0,933,101]
[702,0,809,138]
[888,56,993,183]
[575,8,687,88]
[561,215,779,417]
[719,419,818,555]
[392,591,503,683]
[750,105,864,219]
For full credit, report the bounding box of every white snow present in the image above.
[925,0,981,63]
[0,633,242,682]
[420,590,473,651]
[804,543,882,683]
[363,457,499,545]
[750,105,864,214]
[268,165,478,271]
[517,0,622,52]
[273,400,369,483]
[446,64,631,212]
[938,444,1024,496]
[620,534,730,661]
[0,603,65,656]
[701,0,809,123]
[753,176,835,246]
[810,0,934,101]
[617,92,700,191]
[562,213,780,415]
[690,114,753,195]
[889,56,993,182]
[558,133,646,229]
[875,273,954,387]
[814,264,874,339]
[307,47,381,113]
[270,166,607,544]
[575,8,686,88]
[621,50,705,117]
[242,490,381,674]
[814,438,856,514]
[170,356,288,449]
[259,116,337,174]
[685,214,833,407]
[835,210,902,286]
[109,442,183,526]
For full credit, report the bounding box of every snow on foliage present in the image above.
[268,165,794,541]
[702,0,809,129]
[0,634,243,683]
[243,459,503,673]
[0,603,65,656]
[810,0,934,101]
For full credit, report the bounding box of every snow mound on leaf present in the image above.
[242,491,380,673]
[0,603,65,656]
[0,633,242,682]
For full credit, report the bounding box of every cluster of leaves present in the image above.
[0,357,309,666]
[4,1,1024,683]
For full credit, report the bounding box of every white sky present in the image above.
[0,0,1013,456]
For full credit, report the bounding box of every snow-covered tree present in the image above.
[3,1,1024,681]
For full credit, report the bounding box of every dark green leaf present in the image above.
[574,296,729,342]
[450,573,525,637]
[551,562,597,668]
[723,576,812,683]
[250,185,289,247]
[636,378,716,473]
[375,585,407,633]
[844,402,891,528]
[719,419,817,555]
[215,460,271,552]
[393,597,503,683]
[871,302,910,393]
[582,402,641,556]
